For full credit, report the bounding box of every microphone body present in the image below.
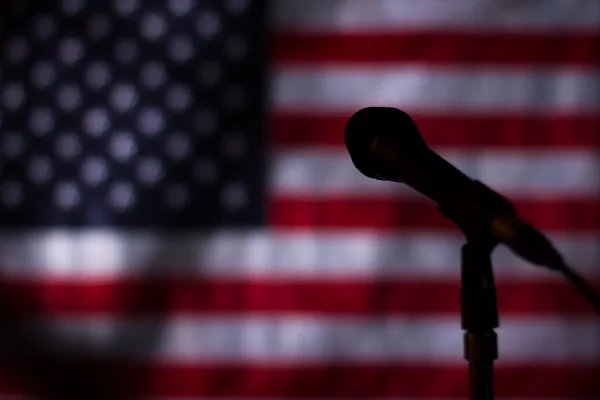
[345,107,563,269]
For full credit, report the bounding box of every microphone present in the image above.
[344,107,564,270]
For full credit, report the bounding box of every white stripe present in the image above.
[271,0,600,32]
[28,316,600,363]
[271,67,600,113]
[272,149,600,196]
[0,230,596,279]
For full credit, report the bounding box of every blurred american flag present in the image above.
[0,0,599,399]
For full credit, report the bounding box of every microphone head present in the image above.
[343,107,426,179]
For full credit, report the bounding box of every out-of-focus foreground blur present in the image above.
[0,0,598,399]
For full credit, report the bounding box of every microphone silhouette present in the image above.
[344,107,600,400]
[344,106,563,269]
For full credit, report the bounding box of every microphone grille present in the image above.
[344,107,422,179]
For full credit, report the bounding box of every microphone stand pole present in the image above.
[460,235,499,400]
[439,197,500,400]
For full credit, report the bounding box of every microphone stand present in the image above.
[461,236,498,400]
[440,204,500,400]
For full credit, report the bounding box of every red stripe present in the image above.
[272,31,600,66]
[271,197,600,230]
[0,363,597,398]
[0,278,597,316]
[270,112,600,148]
